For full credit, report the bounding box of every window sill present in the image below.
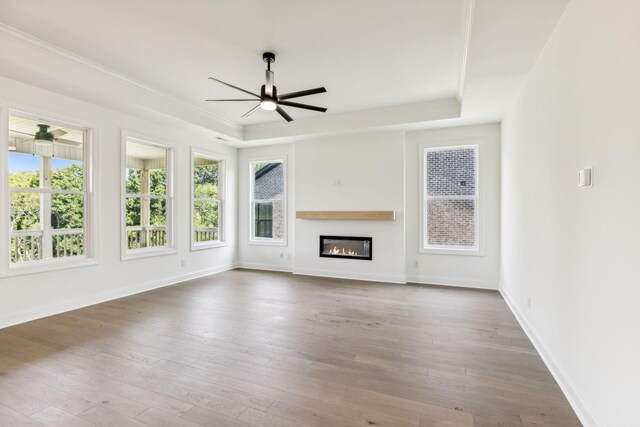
[191,241,227,251]
[419,247,484,257]
[121,247,177,261]
[247,239,287,247]
[2,257,99,278]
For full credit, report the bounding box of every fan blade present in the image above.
[54,139,82,147]
[275,106,293,122]
[242,104,261,118]
[50,129,68,138]
[208,77,260,98]
[205,99,258,101]
[278,100,327,113]
[265,70,274,96]
[278,87,326,100]
[9,129,35,137]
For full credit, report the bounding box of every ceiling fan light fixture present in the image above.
[34,124,54,146]
[260,98,277,111]
[206,52,326,122]
[34,138,52,147]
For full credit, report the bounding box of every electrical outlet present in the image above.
[180,259,186,267]
[280,252,284,259]
[527,296,532,310]
[412,261,419,268]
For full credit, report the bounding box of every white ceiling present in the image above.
[0,0,569,144]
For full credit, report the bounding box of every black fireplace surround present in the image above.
[319,235,372,260]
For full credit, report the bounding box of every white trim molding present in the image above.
[406,274,498,290]
[500,287,598,427]
[190,148,227,251]
[2,106,100,276]
[120,131,177,261]
[0,263,237,330]
[293,268,406,285]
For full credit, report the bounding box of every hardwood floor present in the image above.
[0,269,580,426]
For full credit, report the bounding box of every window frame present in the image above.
[419,141,482,256]
[1,106,99,277]
[121,131,176,260]
[248,157,287,246]
[191,148,226,251]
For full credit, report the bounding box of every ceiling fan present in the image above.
[206,52,327,122]
[10,124,80,147]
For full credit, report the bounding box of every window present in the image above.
[423,145,478,251]
[192,151,224,249]
[122,135,174,258]
[6,112,94,269]
[250,159,285,243]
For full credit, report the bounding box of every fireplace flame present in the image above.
[327,246,359,256]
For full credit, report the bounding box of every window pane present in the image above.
[253,162,284,200]
[150,169,167,196]
[254,202,273,238]
[126,197,167,249]
[194,200,219,242]
[10,192,40,231]
[150,198,166,227]
[126,140,168,196]
[51,194,84,229]
[125,197,141,227]
[426,148,476,196]
[254,200,284,239]
[8,114,89,264]
[194,158,219,199]
[10,192,41,263]
[51,158,83,191]
[427,199,475,247]
[126,168,141,194]
[8,152,40,188]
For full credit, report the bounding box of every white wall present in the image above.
[293,132,406,283]
[500,1,640,426]
[0,76,238,328]
[405,124,501,289]
[237,143,296,272]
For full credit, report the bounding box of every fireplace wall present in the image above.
[293,132,406,283]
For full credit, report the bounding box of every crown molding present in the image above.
[0,22,472,143]
[458,0,476,102]
[0,24,241,132]
[243,97,461,142]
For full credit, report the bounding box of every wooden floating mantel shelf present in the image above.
[296,211,396,221]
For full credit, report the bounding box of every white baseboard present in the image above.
[0,263,236,330]
[500,286,597,427]
[237,261,293,273]
[293,267,406,284]
[406,274,498,290]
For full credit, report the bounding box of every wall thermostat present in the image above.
[578,168,592,187]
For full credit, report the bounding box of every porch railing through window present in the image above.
[194,227,218,242]
[126,225,167,249]
[10,228,84,263]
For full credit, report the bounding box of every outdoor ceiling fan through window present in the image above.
[206,52,327,122]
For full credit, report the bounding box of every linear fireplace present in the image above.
[319,235,372,260]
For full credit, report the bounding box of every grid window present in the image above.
[250,160,285,243]
[124,138,173,254]
[192,153,224,248]
[423,146,478,250]
[7,113,90,265]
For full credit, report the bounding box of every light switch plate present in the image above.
[578,168,592,187]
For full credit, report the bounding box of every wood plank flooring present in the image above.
[0,269,581,426]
